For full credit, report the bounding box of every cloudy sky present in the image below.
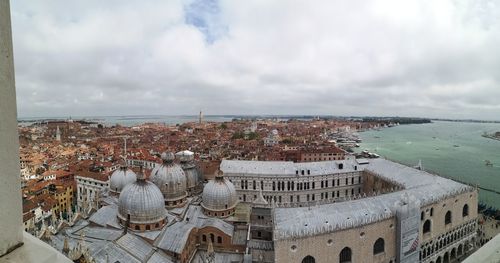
[10,0,500,119]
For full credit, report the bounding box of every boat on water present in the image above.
[453,145,460,147]
[485,160,493,166]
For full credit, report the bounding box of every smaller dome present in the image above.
[110,166,137,193]
[117,179,166,226]
[175,150,194,163]
[202,174,238,215]
[161,152,175,163]
[151,152,187,205]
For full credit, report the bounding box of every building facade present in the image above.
[221,156,383,206]
[75,171,109,213]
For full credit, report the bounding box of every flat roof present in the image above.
[221,159,359,177]
[273,158,474,240]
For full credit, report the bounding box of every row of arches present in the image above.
[428,241,470,263]
[300,238,385,263]
[420,220,476,261]
[201,233,223,244]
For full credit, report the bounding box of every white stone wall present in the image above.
[0,0,23,255]
[76,176,109,211]
[227,171,363,206]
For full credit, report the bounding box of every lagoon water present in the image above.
[358,121,500,208]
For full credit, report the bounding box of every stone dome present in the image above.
[175,150,194,162]
[150,152,187,206]
[109,166,137,193]
[117,179,166,228]
[202,172,238,217]
[176,150,203,195]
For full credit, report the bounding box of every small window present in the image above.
[302,256,315,263]
[462,204,469,217]
[423,219,431,234]
[373,238,385,254]
[445,211,452,225]
[339,247,352,263]
[217,236,222,243]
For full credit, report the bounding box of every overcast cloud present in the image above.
[10,0,500,119]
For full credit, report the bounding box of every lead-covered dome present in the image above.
[176,150,203,195]
[117,175,166,231]
[150,152,187,207]
[109,166,137,194]
[201,171,238,218]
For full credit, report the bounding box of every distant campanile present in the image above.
[199,110,203,124]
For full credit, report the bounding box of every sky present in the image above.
[10,0,500,120]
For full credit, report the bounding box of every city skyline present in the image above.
[11,0,500,120]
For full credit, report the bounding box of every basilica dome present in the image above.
[117,173,166,231]
[201,171,238,218]
[109,166,137,194]
[176,150,203,195]
[150,152,188,207]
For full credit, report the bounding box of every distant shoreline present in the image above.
[482,134,500,141]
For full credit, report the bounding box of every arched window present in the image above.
[217,236,222,243]
[135,225,140,230]
[146,225,150,230]
[463,204,469,217]
[373,238,385,254]
[302,255,316,263]
[451,248,456,260]
[202,235,206,242]
[445,211,452,225]
[339,247,352,263]
[423,219,431,234]
[210,233,214,243]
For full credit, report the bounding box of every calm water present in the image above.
[358,121,500,208]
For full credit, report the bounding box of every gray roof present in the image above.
[365,158,465,189]
[93,242,142,263]
[273,158,474,240]
[156,205,234,254]
[199,218,234,237]
[147,250,174,263]
[89,205,118,227]
[156,221,196,253]
[116,233,155,262]
[221,159,358,177]
[73,226,122,241]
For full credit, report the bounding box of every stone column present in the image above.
[0,0,23,256]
